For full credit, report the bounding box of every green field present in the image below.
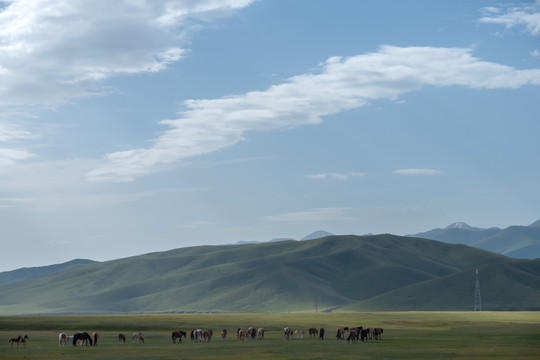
[1,312,539,359]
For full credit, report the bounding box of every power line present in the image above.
[474,268,482,311]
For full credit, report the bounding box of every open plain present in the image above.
[1,312,539,359]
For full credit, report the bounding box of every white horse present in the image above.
[58,333,67,346]
[132,332,144,343]
[194,329,204,342]
[283,327,292,340]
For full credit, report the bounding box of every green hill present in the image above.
[0,235,538,315]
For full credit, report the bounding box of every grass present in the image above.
[1,312,539,359]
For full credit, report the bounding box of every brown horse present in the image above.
[257,328,265,339]
[309,328,318,339]
[9,335,28,347]
[118,333,126,343]
[336,327,345,340]
[172,330,186,344]
[203,329,213,342]
[374,328,383,340]
[347,329,359,343]
[237,329,248,342]
[221,329,227,340]
[92,332,99,346]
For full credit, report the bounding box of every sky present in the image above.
[1,0,539,271]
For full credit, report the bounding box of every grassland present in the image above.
[1,312,539,359]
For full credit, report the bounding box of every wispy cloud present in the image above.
[0,0,254,106]
[479,1,540,36]
[306,172,364,180]
[394,169,442,176]
[262,207,355,224]
[87,46,540,182]
[0,148,33,167]
[0,0,254,170]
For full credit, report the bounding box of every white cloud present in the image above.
[0,0,254,106]
[0,123,36,142]
[306,172,364,180]
[479,1,540,36]
[263,207,355,224]
[394,169,442,176]
[0,148,33,167]
[87,46,540,182]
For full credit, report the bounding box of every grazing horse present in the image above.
[73,332,93,346]
[193,329,204,342]
[247,327,257,340]
[374,328,383,340]
[237,329,248,342]
[257,328,265,339]
[58,333,67,346]
[172,330,187,344]
[9,335,28,347]
[295,329,305,339]
[309,328,318,339]
[360,329,369,342]
[118,333,126,343]
[221,329,227,340]
[204,329,213,342]
[283,327,292,340]
[336,327,346,340]
[92,332,99,346]
[132,332,144,343]
[347,329,359,344]
[319,328,325,340]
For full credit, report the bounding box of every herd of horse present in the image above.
[9,325,383,348]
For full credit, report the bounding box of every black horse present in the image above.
[172,330,187,344]
[73,332,93,346]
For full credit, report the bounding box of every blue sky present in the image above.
[1,0,539,271]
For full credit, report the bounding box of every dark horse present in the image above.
[9,335,28,347]
[172,330,187,344]
[73,332,93,346]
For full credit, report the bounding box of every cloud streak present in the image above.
[394,169,442,176]
[479,1,540,36]
[87,46,540,182]
[306,172,364,180]
[262,207,355,224]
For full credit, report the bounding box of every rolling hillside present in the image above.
[0,234,539,315]
[0,259,97,286]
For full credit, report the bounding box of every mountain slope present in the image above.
[0,235,538,315]
[409,220,540,259]
[342,258,540,311]
[0,259,97,286]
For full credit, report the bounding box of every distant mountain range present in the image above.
[1,234,539,315]
[408,219,540,259]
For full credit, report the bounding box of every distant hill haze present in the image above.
[409,220,540,259]
[301,230,335,240]
[0,234,539,315]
